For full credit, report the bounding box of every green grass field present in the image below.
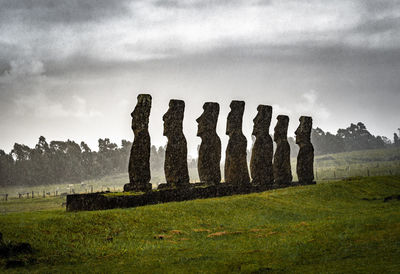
[0,176,399,273]
[310,147,400,180]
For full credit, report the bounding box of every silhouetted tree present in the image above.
[394,133,400,147]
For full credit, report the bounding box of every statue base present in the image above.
[67,180,316,212]
[123,182,152,192]
[157,182,191,190]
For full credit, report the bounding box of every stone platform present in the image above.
[66,181,316,212]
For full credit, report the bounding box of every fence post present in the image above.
[27,192,29,198]
[43,191,45,198]
[56,190,58,196]
[32,191,34,198]
[91,185,93,193]
[5,194,8,201]
[367,168,370,177]
[334,171,336,179]
[315,169,318,180]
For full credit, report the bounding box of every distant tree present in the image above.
[375,136,385,149]
[11,143,33,185]
[150,145,162,171]
[118,140,132,172]
[380,136,392,146]
[337,122,384,151]
[157,146,166,167]
[0,150,14,186]
[98,138,118,153]
[288,137,298,157]
[394,133,400,147]
[311,128,344,155]
[97,138,119,176]
[31,136,52,185]
[80,141,91,153]
[11,143,31,161]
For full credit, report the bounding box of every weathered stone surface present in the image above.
[68,182,310,212]
[250,105,274,185]
[197,102,221,184]
[225,101,250,185]
[158,99,190,189]
[124,94,152,192]
[296,116,314,184]
[273,115,292,185]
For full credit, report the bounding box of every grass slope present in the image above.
[0,176,400,273]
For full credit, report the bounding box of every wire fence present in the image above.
[0,184,125,200]
[313,166,399,181]
[1,165,399,201]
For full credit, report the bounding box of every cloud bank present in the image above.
[0,0,399,154]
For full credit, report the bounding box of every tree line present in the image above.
[310,122,398,156]
[0,137,168,187]
[0,122,398,187]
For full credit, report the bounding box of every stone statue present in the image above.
[159,99,190,188]
[124,94,152,192]
[225,100,250,185]
[196,102,221,184]
[295,116,314,184]
[250,105,274,185]
[273,115,292,185]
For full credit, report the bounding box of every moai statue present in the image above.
[196,102,221,184]
[250,105,274,185]
[273,115,292,185]
[295,116,314,184]
[159,99,190,188]
[225,101,250,185]
[124,94,152,192]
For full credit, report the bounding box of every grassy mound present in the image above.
[0,176,399,273]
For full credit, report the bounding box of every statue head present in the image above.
[252,105,272,136]
[163,99,185,137]
[196,102,219,137]
[295,116,312,145]
[274,115,289,142]
[131,94,152,133]
[226,100,245,136]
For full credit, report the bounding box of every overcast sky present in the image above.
[0,0,399,156]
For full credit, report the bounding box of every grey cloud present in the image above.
[0,0,132,25]
[151,0,271,9]
[361,0,399,14]
[354,16,400,34]
[30,40,400,81]
[354,0,400,36]
[0,42,24,75]
[153,0,230,9]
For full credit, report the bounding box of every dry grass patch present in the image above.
[193,228,211,233]
[207,231,243,238]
